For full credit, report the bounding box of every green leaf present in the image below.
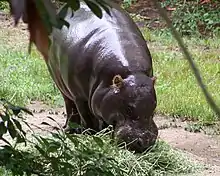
[35,145,46,157]
[34,135,46,147]
[68,0,80,11]
[50,158,60,171]
[1,112,9,122]
[55,18,70,29]
[68,122,82,129]
[57,3,69,20]
[47,141,61,153]
[16,134,26,144]
[93,136,104,147]
[0,137,12,146]
[96,0,111,16]
[5,102,20,115]
[66,134,79,147]
[12,118,22,132]
[62,152,73,161]
[11,107,21,116]
[35,0,53,34]
[51,132,63,140]
[7,120,17,139]
[39,136,50,146]
[23,121,34,132]
[0,122,7,137]
[12,118,26,140]
[84,0,103,19]
[19,107,33,116]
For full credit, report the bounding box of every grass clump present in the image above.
[0,48,61,107]
[0,102,200,176]
[0,100,202,176]
[141,29,220,123]
[0,136,201,176]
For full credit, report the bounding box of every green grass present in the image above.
[0,1,9,12]
[141,29,220,123]
[0,128,202,176]
[0,48,62,106]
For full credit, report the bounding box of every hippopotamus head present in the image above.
[92,73,158,153]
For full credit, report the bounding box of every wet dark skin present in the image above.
[9,0,158,153]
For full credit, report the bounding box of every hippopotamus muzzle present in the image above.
[115,117,158,152]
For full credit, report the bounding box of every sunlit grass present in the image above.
[142,29,220,123]
[0,48,61,106]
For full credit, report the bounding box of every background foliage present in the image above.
[161,0,220,36]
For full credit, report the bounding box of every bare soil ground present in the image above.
[1,10,220,176]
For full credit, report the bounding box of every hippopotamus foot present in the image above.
[62,96,83,134]
[64,123,85,134]
[62,96,104,134]
[74,99,105,134]
[62,113,85,134]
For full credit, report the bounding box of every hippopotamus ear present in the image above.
[112,75,124,89]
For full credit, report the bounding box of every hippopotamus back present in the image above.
[48,2,154,103]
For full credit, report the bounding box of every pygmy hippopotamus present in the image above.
[9,0,158,152]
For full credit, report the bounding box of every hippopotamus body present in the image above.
[9,0,158,152]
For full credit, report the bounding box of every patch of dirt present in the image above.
[156,116,220,166]
[0,12,29,50]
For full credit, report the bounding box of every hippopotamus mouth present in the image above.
[113,115,158,153]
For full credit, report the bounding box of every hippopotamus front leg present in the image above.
[62,95,105,134]
[62,95,82,133]
[74,98,106,134]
